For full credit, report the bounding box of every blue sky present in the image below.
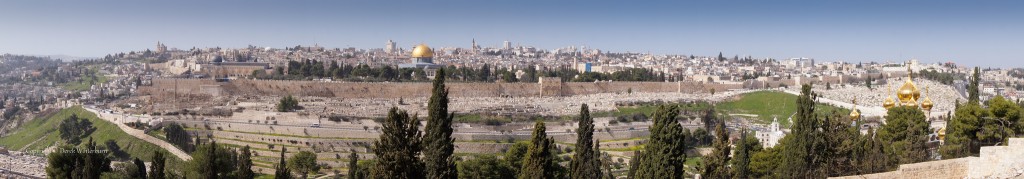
[1,0,1022,67]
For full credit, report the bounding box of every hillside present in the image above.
[0,106,173,161]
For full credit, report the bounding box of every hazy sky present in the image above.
[1,0,1022,67]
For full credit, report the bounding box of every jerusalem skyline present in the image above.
[2,0,1023,67]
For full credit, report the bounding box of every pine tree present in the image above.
[372,107,425,179]
[519,121,561,179]
[423,69,457,179]
[149,151,166,179]
[701,122,731,178]
[634,105,687,179]
[238,146,255,179]
[878,106,930,165]
[570,104,601,179]
[275,148,292,179]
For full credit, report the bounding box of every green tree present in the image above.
[457,155,516,179]
[701,122,731,178]
[275,148,292,179]
[133,157,148,178]
[748,147,780,178]
[968,67,980,104]
[348,151,362,179]
[731,129,759,178]
[238,146,255,179]
[423,69,458,179]
[980,95,1021,146]
[877,106,930,165]
[570,104,601,179]
[58,114,94,144]
[518,121,563,179]
[504,142,529,177]
[46,138,111,179]
[150,151,166,179]
[289,151,320,179]
[776,84,826,178]
[277,95,300,112]
[634,105,687,179]
[190,140,240,179]
[371,108,425,179]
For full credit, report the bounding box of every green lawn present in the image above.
[0,106,177,162]
[716,91,849,126]
[61,67,108,92]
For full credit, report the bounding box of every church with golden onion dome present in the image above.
[848,67,937,121]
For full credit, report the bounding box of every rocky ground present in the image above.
[0,150,47,178]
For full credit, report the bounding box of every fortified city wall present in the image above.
[139,78,744,99]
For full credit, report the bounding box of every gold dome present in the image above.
[850,97,860,121]
[938,127,947,141]
[921,87,933,111]
[897,78,921,104]
[849,109,860,121]
[883,83,896,109]
[411,44,434,58]
[883,97,896,109]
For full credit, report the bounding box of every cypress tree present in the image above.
[348,151,360,179]
[777,84,825,178]
[372,107,425,179]
[238,146,255,179]
[149,151,166,179]
[634,105,687,179]
[423,68,457,179]
[133,157,148,179]
[275,148,291,179]
[519,121,560,179]
[626,151,640,179]
[702,121,731,178]
[731,129,752,179]
[570,104,600,179]
[968,67,981,104]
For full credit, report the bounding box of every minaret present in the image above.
[472,38,478,52]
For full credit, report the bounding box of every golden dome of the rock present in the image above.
[411,44,434,58]
[897,79,921,104]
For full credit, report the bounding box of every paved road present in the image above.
[84,107,193,161]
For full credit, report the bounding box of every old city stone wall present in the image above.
[140,78,745,99]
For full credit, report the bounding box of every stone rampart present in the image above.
[142,78,745,99]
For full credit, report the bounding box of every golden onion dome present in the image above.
[904,99,918,107]
[849,109,860,121]
[883,97,896,109]
[411,44,434,58]
[921,97,933,111]
[897,78,920,104]
[921,86,933,111]
[938,127,947,140]
[850,97,861,121]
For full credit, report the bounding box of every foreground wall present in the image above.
[831,138,1024,179]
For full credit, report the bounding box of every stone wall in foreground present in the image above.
[831,138,1024,179]
[139,78,745,99]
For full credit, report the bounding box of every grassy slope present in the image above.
[594,91,848,127]
[61,67,107,92]
[0,106,175,161]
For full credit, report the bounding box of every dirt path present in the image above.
[84,107,192,161]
